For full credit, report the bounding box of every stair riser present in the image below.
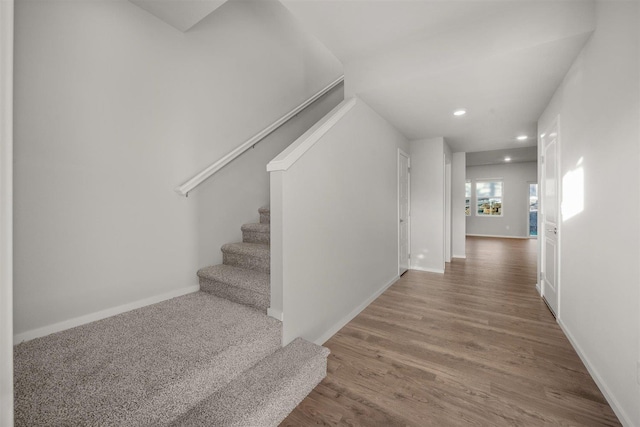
[199,277,269,313]
[242,230,270,244]
[223,252,270,274]
[144,331,282,425]
[252,355,327,426]
[227,355,327,427]
[169,342,329,426]
[260,211,270,224]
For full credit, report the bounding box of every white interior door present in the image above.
[398,150,410,275]
[541,122,560,316]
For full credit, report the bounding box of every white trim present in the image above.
[397,148,410,276]
[410,266,445,274]
[175,75,344,196]
[466,234,529,239]
[444,156,452,263]
[267,97,357,172]
[0,0,13,424]
[443,153,446,271]
[452,254,466,259]
[313,276,399,345]
[13,285,200,344]
[535,282,541,295]
[267,308,283,322]
[557,319,632,426]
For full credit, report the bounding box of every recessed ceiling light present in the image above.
[517,135,528,141]
[505,157,512,162]
[453,109,466,116]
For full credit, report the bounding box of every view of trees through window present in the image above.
[476,180,503,216]
[529,183,538,236]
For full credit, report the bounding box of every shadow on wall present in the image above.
[194,86,344,268]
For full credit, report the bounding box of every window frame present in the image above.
[475,178,504,217]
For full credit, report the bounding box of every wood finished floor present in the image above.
[280,237,620,426]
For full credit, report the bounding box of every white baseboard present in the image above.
[267,308,283,321]
[313,275,399,345]
[535,282,541,295]
[557,318,633,426]
[14,285,200,344]
[410,266,445,274]
[452,254,466,259]
[466,234,529,239]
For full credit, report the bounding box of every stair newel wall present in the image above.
[268,171,285,324]
[268,98,410,346]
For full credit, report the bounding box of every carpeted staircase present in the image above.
[198,206,271,312]
[14,206,328,426]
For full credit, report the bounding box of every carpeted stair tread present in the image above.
[198,264,269,295]
[221,242,269,258]
[241,222,270,244]
[198,264,270,311]
[170,338,330,426]
[241,222,270,233]
[13,292,282,427]
[221,242,270,273]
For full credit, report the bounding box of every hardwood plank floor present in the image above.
[280,237,620,426]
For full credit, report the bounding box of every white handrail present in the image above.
[175,75,344,196]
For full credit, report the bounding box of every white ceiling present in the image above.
[130,0,228,32]
[466,146,538,167]
[281,0,596,153]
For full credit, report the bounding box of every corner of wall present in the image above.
[0,0,14,424]
[409,137,446,272]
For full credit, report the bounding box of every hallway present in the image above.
[281,237,620,426]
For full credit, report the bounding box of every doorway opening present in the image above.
[529,182,538,237]
[398,149,410,276]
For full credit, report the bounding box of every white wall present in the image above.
[466,162,537,238]
[0,0,13,423]
[13,0,343,338]
[269,98,409,345]
[451,152,466,258]
[410,137,450,273]
[538,2,639,425]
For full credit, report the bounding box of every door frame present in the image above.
[444,159,452,263]
[539,116,561,318]
[0,0,14,424]
[398,148,410,275]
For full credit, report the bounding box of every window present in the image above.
[465,181,471,216]
[529,183,538,236]
[476,180,503,216]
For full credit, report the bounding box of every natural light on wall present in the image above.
[562,157,584,222]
